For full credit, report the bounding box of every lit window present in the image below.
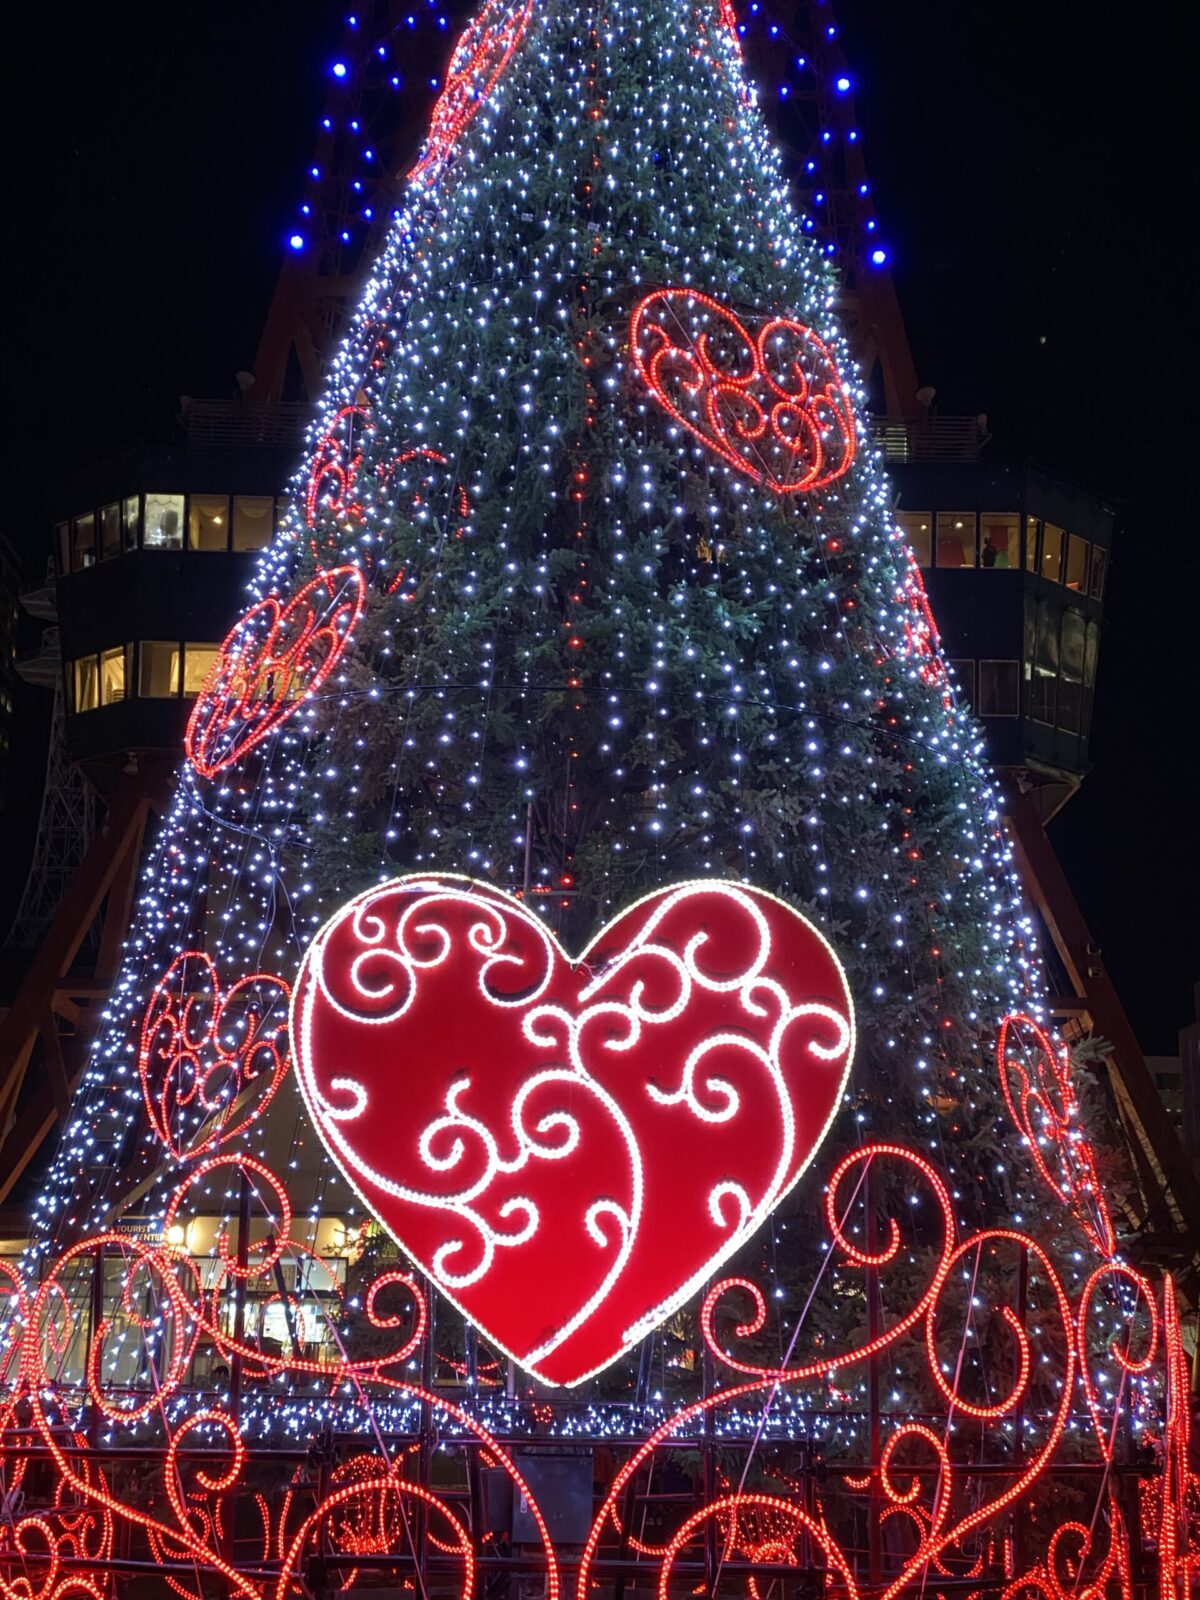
[1088,546,1107,601]
[979,514,1019,569]
[100,645,128,706]
[99,503,122,561]
[182,643,220,697]
[188,494,229,552]
[948,660,974,702]
[232,495,275,551]
[72,514,96,572]
[139,641,181,698]
[1065,534,1088,591]
[895,511,932,568]
[144,493,185,549]
[935,513,976,568]
[978,660,1019,716]
[74,655,101,712]
[122,494,141,551]
[1024,517,1040,572]
[1040,523,1064,584]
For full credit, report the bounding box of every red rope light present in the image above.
[184,565,366,779]
[630,287,856,494]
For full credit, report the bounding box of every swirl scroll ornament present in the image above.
[304,404,374,533]
[410,0,535,183]
[996,1013,1116,1257]
[630,288,856,495]
[184,565,366,779]
[138,950,290,1161]
[292,873,854,1386]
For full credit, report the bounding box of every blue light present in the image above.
[288,234,305,251]
[835,75,850,92]
[795,55,806,67]
[780,83,789,97]
[332,60,348,78]
[870,247,888,266]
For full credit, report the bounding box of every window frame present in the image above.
[934,512,977,569]
[978,658,1020,718]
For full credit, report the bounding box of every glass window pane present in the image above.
[896,512,932,568]
[56,523,70,575]
[1083,620,1100,688]
[63,659,75,713]
[980,514,1019,569]
[948,660,974,702]
[1065,534,1088,592]
[182,643,220,696]
[1041,523,1064,583]
[232,495,274,552]
[1024,518,1041,572]
[139,641,182,698]
[188,494,229,552]
[1088,546,1107,600]
[72,514,96,572]
[935,512,976,568]
[100,646,127,705]
[122,494,141,551]
[75,655,100,712]
[1061,609,1086,683]
[144,493,185,549]
[99,503,121,561]
[978,660,1019,716]
[1032,598,1059,725]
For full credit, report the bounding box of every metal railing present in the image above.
[869,413,990,462]
[180,397,313,448]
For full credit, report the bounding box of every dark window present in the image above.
[948,660,974,703]
[1088,546,1107,600]
[99,503,121,561]
[122,494,141,551]
[71,514,96,572]
[1024,517,1041,573]
[1057,609,1086,734]
[56,523,70,576]
[1032,598,1059,724]
[978,660,1019,716]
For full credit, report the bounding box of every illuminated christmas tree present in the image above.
[4,0,1190,1593]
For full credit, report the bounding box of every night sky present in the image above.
[7,1,1195,1050]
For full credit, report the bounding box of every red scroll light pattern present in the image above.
[0,1138,1184,1595]
[997,1012,1117,1258]
[410,0,535,182]
[138,950,290,1162]
[892,546,950,702]
[184,565,366,780]
[630,288,856,495]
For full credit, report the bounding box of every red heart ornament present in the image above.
[292,875,854,1386]
[630,287,857,495]
[139,951,291,1162]
[185,566,366,779]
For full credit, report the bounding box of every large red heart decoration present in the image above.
[185,566,366,779]
[292,874,854,1386]
[630,287,857,495]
